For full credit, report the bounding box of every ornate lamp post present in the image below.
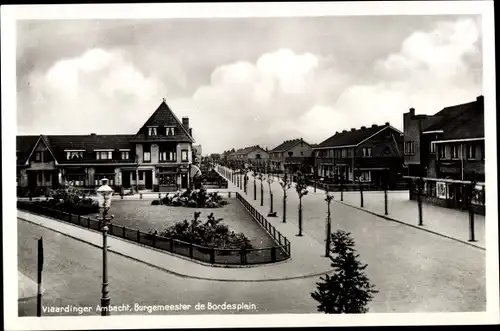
[266,175,276,217]
[325,190,334,257]
[416,176,424,226]
[243,169,248,194]
[96,178,114,316]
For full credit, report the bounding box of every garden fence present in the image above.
[17,200,290,266]
[235,192,291,257]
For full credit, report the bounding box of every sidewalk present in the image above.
[17,210,333,282]
[18,271,44,301]
[216,165,486,250]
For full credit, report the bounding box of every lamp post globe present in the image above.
[97,178,114,210]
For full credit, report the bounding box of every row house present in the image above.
[227,145,270,168]
[403,96,485,213]
[313,123,404,185]
[17,99,196,194]
[268,138,314,173]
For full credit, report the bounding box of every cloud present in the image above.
[17,18,482,155]
[18,48,168,134]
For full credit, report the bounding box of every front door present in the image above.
[181,173,188,189]
[27,172,37,192]
[145,170,153,190]
[122,171,131,188]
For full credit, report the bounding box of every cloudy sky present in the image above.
[16,15,483,154]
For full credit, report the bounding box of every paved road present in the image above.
[18,219,320,316]
[223,168,486,313]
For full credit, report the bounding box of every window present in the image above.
[121,151,130,160]
[96,151,112,160]
[256,154,261,159]
[35,151,42,162]
[143,152,151,162]
[139,171,144,180]
[451,145,459,159]
[66,151,84,160]
[44,172,51,182]
[341,149,346,158]
[300,151,304,156]
[359,171,371,182]
[181,150,189,162]
[438,145,446,159]
[430,142,436,154]
[165,127,175,136]
[362,147,372,157]
[159,151,176,162]
[404,141,415,155]
[467,145,476,160]
[148,127,157,136]
[132,172,136,181]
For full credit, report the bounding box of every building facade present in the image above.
[17,99,196,195]
[403,96,485,213]
[227,145,270,168]
[313,123,404,185]
[269,138,314,173]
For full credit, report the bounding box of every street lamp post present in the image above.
[296,174,308,237]
[416,176,424,226]
[96,178,114,317]
[259,173,264,206]
[325,190,334,257]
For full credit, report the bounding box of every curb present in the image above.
[18,216,334,282]
[333,200,485,251]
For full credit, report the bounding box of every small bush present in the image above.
[151,200,161,205]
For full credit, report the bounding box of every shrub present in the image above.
[156,188,227,208]
[157,212,252,250]
[151,200,161,205]
[311,230,378,314]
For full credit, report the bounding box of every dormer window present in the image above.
[165,127,175,136]
[148,127,157,136]
[96,151,113,160]
[66,150,84,160]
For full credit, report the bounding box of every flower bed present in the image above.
[151,188,228,208]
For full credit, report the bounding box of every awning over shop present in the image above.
[190,164,201,177]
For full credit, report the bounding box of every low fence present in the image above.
[17,200,290,266]
[235,192,291,257]
[306,180,409,192]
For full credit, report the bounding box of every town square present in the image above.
[3,2,498,329]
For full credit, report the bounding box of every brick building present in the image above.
[269,138,314,174]
[17,99,196,195]
[313,123,404,185]
[403,96,485,213]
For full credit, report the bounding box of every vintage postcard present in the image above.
[2,1,498,330]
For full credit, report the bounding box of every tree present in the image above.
[295,173,308,236]
[311,230,378,314]
[279,173,293,223]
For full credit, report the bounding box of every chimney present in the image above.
[476,95,484,110]
[342,130,347,133]
[335,131,339,134]
[361,126,366,130]
[351,128,356,132]
[371,124,377,128]
[90,133,96,136]
[182,117,189,132]
[409,107,415,116]
[385,122,390,126]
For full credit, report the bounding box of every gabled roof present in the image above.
[16,135,40,165]
[235,145,267,156]
[132,101,194,143]
[270,138,310,153]
[423,100,478,133]
[316,123,402,149]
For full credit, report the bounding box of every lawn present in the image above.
[89,198,276,249]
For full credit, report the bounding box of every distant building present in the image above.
[314,123,404,185]
[228,145,269,168]
[403,96,485,213]
[269,138,314,173]
[17,99,196,194]
[192,145,202,165]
